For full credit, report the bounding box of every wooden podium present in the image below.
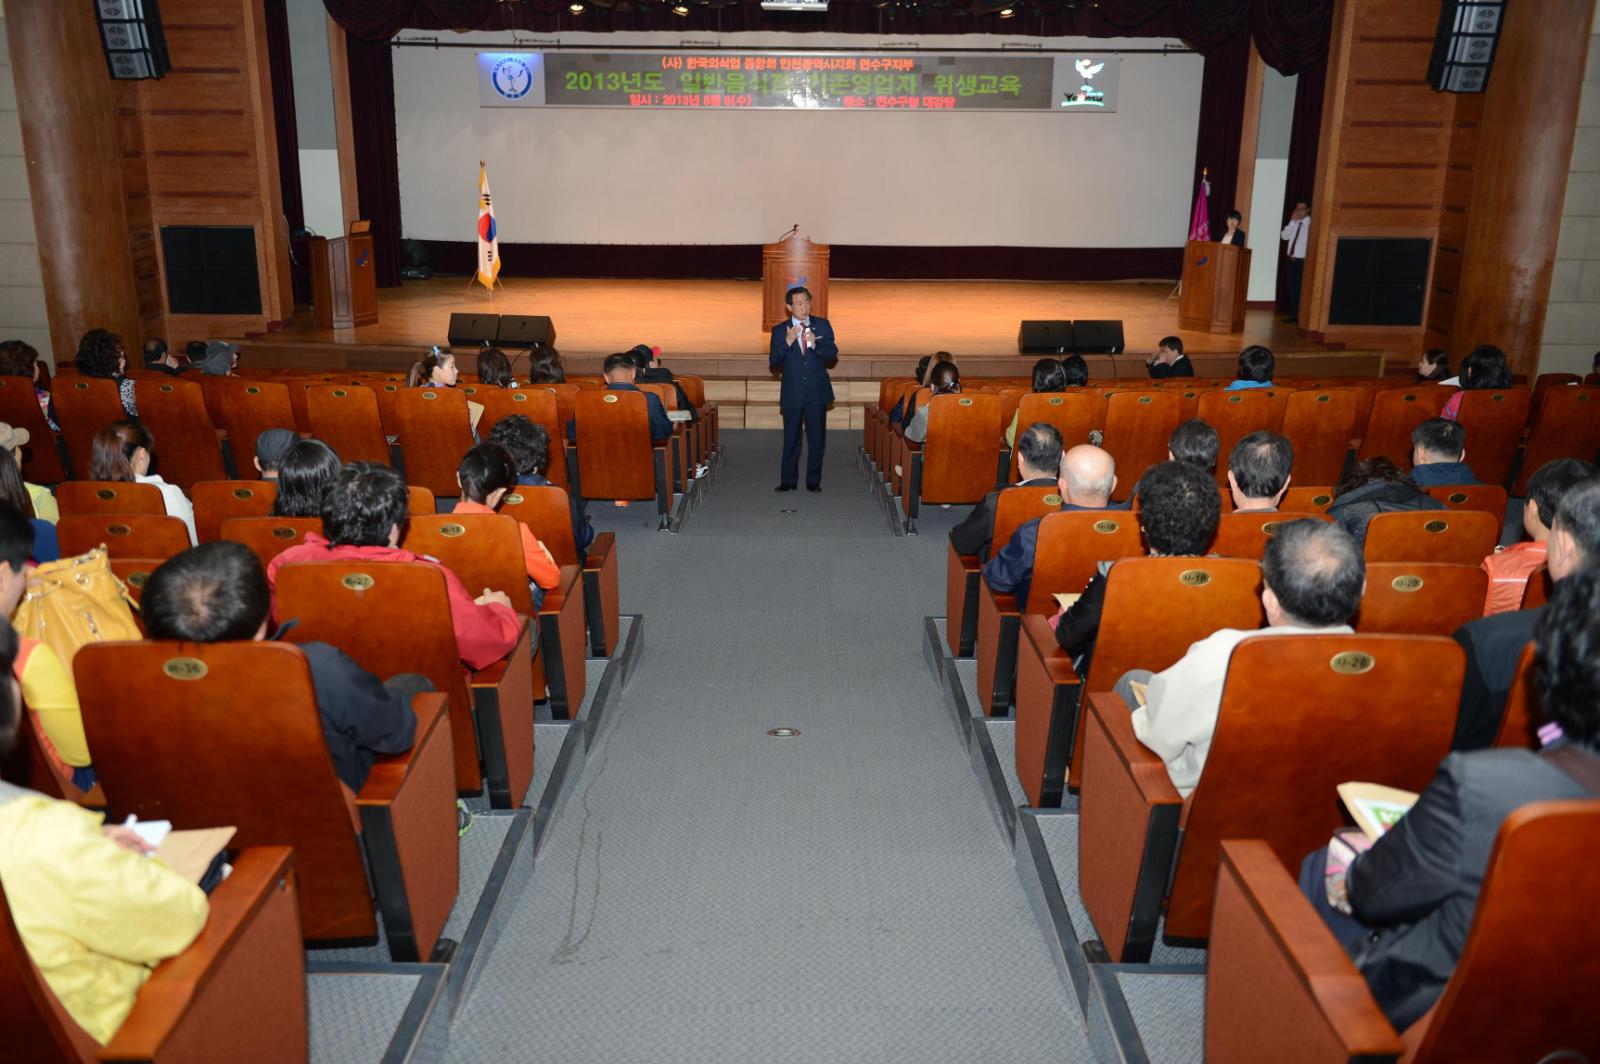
[309,221,378,329]
[1178,239,1250,333]
[762,232,829,332]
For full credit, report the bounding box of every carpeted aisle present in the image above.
[445,429,1091,1063]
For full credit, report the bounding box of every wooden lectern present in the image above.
[762,231,829,333]
[309,221,378,329]
[1178,239,1250,333]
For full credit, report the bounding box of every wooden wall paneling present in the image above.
[241,0,293,324]
[1427,94,1483,349]
[1233,41,1265,229]
[327,16,360,234]
[115,82,166,345]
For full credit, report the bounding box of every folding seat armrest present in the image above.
[1078,692,1183,963]
[103,847,307,1064]
[585,531,616,568]
[357,693,451,805]
[1206,840,1403,1063]
[469,618,537,808]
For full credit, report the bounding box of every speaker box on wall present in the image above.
[159,225,261,315]
[1328,237,1432,326]
[94,0,171,80]
[496,315,557,347]
[1018,320,1074,354]
[1073,320,1125,354]
[447,313,501,347]
[1428,0,1505,93]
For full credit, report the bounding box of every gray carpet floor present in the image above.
[445,429,1091,1062]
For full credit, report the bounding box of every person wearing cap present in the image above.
[0,422,57,524]
[254,428,299,479]
[201,340,239,377]
[631,344,695,422]
[141,338,186,377]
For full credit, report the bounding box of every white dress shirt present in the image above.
[1281,215,1310,259]
[135,473,197,545]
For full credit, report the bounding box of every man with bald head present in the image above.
[982,444,1116,609]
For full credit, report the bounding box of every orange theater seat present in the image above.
[54,481,166,517]
[219,515,323,570]
[0,376,65,484]
[306,384,391,465]
[1101,391,1180,502]
[201,376,296,479]
[1363,510,1499,566]
[191,480,277,544]
[1358,387,1447,469]
[502,484,621,656]
[135,379,228,490]
[1356,562,1489,635]
[56,513,190,561]
[1211,512,1333,561]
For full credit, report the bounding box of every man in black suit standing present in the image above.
[769,286,838,492]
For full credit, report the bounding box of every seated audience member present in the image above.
[453,444,560,603]
[1226,344,1275,390]
[631,345,695,421]
[1416,347,1452,384]
[1482,458,1596,615]
[184,340,207,367]
[1059,353,1090,388]
[526,342,565,384]
[1057,460,1221,674]
[0,616,209,1046]
[903,360,962,444]
[0,339,58,431]
[253,427,299,480]
[1441,344,1511,420]
[0,446,55,562]
[1167,418,1220,475]
[984,444,1117,611]
[1328,457,1445,546]
[1228,431,1294,512]
[1451,478,1600,750]
[76,328,138,418]
[1408,418,1478,487]
[487,415,594,555]
[89,420,196,545]
[0,504,88,789]
[268,439,341,518]
[144,542,420,793]
[1302,567,1600,1032]
[569,351,672,443]
[951,423,1064,560]
[266,462,520,671]
[888,355,935,425]
[409,347,485,436]
[200,340,238,377]
[1147,335,1193,379]
[476,347,519,389]
[0,420,56,524]
[1003,358,1067,447]
[900,351,955,428]
[1121,518,1363,795]
[142,338,185,377]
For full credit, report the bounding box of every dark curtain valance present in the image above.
[322,0,1331,75]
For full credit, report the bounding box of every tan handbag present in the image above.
[13,547,142,668]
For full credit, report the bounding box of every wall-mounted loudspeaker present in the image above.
[1427,0,1505,93]
[93,0,171,80]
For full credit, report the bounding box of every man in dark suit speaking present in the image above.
[769,285,838,492]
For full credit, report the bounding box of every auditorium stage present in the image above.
[243,276,1384,427]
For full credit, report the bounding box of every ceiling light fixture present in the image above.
[997,4,1015,15]
[569,2,586,11]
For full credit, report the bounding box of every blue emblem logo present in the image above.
[491,57,534,100]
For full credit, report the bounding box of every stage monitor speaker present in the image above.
[1427,0,1505,93]
[94,0,171,80]
[159,225,261,315]
[1328,237,1432,326]
[1073,320,1125,354]
[447,313,500,347]
[1018,320,1074,354]
[496,315,557,348]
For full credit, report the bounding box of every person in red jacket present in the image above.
[266,462,519,671]
[452,443,560,607]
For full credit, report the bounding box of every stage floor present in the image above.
[269,276,1319,359]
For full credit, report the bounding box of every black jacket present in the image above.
[949,477,1055,560]
[1450,606,1543,750]
[1147,356,1194,379]
[302,641,418,792]
[1054,562,1112,677]
[1328,479,1445,545]
[640,366,695,422]
[519,472,594,555]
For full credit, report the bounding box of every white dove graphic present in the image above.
[1075,59,1104,80]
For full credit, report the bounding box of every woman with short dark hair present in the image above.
[76,329,138,418]
[1441,344,1511,419]
[89,420,196,544]
[268,439,341,518]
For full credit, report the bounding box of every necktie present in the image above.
[799,319,808,352]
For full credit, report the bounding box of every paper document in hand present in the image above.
[156,827,237,884]
[1126,680,1148,708]
[667,410,693,422]
[1052,592,1082,612]
[1338,782,1419,842]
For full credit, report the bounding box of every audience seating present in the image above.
[900,393,1004,534]
[1079,632,1464,962]
[1527,372,1582,426]
[1014,555,1262,807]
[1211,512,1333,560]
[1512,386,1600,496]
[200,377,296,480]
[52,377,130,480]
[1101,391,1180,502]
[306,384,391,465]
[502,485,620,656]
[77,640,458,963]
[54,481,166,517]
[136,380,228,490]
[1279,388,1359,485]
[573,388,682,531]
[1487,642,1542,750]
[56,514,190,560]
[0,376,65,484]
[1278,485,1337,513]
[1454,387,1531,487]
[1355,562,1489,635]
[1425,484,1508,515]
[1197,390,1274,486]
[1008,393,1096,482]
[1207,803,1600,1063]
[996,388,1025,435]
[0,845,308,1064]
[478,388,575,490]
[219,516,321,570]
[395,387,476,498]
[282,380,314,435]
[191,480,277,544]
[0,693,106,807]
[1519,565,1552,609]
[676,375,719,456]
[1357,388,1447,469]
[367,380,404,439]
[1363,509,1499,565]
[945,487,1061,658]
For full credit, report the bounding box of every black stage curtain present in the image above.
[346,35,405,288]
[264,0,304,236]
[1191,28,1251,239]
[1275,53,1328,309]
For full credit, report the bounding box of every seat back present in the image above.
[1197,390,1275,486]
[989,487,1061,554]
[1490,642,1542,749]
[920,394,1003,503]
[52,377,130,480]
[401,512,535,614]
[1512,387,1600,495]
[0,855,101,1062]
[1279,485,1337,513]
[542,383,581,431]
[1025,509,1144,614]
[1357,387,1446,468]
[478,387,559,440]
[1411,800,1600,1063]
[395,387,475,497]
[1454,387,1531,487]
[1519,565,1552,609]
[1425,484,1507,517]
[202,377,296,478]
[574,389,657,501]
[368,380,404,438]
[1363,509,1499,565]
[1211,512,1333,560]
[502,485,581,566]
[1279,389,1358,486]
[54,481,167,517]
[74,641,376,943]
[1168,633,1464,939]
[56,513,190,560]
[306,384,391,465]
[0,377,65,484]
[677,375,708,409]
[638,381,676,410]
[1102,391,1181,501]
[1527,372,1582,426]
[135,379,228,489]
[1011,393,1096,481]
[191,480,278,544]
[219,515,323,570]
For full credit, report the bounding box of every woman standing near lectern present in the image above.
[1218,209,1246,247]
